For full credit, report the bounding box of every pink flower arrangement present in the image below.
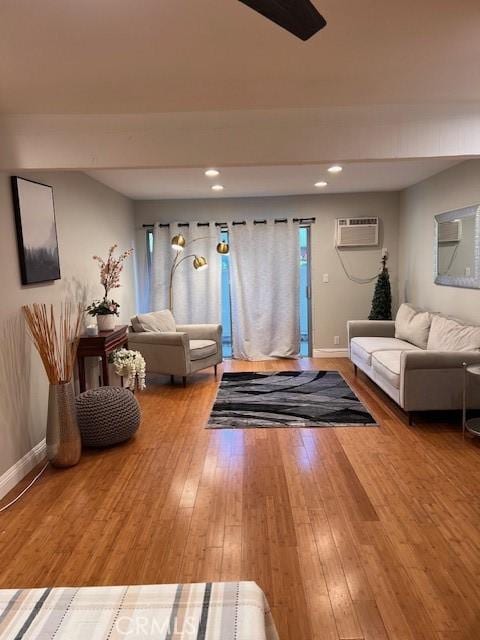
[87,245,133,318]
[93,244,134,299]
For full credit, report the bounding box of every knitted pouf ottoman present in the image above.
[76,387,141,447]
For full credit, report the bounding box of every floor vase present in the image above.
[47,381,81,467]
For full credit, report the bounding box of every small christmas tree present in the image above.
[368,256,392,320]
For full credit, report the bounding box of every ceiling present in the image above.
[86,158,460,200]
[1,1,479,114]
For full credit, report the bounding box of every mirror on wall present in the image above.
[434,204,480,289]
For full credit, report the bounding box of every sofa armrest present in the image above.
[402,350,480,370]
[347,320,396,342]
[176,324,222,343]
[128,331,189,347]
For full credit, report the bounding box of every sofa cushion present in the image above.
[427,315,480,352]
[372,350,402,389]
[131,309,176,333]
[351,337,420,368]
[395,303,432,349]
[189,339,217,361]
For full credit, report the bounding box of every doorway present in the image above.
[220,225,312,358]
[299,225,312,357]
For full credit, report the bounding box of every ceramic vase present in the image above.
[46,381,81,468]
[97,314,116,331]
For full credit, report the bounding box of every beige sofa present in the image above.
[348,304,480,421]
[128,309,223,386]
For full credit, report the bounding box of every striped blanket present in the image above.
[0,582,279,639]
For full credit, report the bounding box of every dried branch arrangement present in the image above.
[22,303,83,384]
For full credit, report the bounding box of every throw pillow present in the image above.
[131,309,176,333]
[427,315,480,351]
[395,303,432,349]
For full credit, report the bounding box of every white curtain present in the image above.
[135,226,152,313]
[151,224,171,312]
[229,220,300,360]
[151,221,221,324]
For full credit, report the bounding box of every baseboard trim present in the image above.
[0,439,46,500]
[313,348,349,358]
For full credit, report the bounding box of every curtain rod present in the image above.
[142,217,316,229]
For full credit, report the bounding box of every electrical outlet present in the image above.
[334,336,340,345]
[382,247,388,258]
[466,266,471,276]
[323,273,329,283]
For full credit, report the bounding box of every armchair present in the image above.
[128,310,222,386]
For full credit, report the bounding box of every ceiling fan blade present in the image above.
[238,0,327,41]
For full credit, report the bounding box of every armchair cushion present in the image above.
[190,339,217,361]
[131,309,176,333]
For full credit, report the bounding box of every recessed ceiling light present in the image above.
[211,184,224,191]
[328,165,343,174]
[205,168,220,177]
[314,181,328,188]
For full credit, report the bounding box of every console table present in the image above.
[77,325,128,392]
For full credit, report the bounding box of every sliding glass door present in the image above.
[220,225,311,358]
[299,226,312,357]
[220,228,233,357]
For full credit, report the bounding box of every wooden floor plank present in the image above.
[1,357,480,639]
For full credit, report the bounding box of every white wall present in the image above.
[0,171,136,478]
[134,191,400,352]
[399,159,480,322]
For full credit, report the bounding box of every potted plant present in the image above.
[86,298,120,331]
[88,244,133,331]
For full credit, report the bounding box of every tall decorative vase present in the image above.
[46,381,81,468]
[97,314,116,331]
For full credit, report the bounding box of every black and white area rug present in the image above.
[207,370,377,429]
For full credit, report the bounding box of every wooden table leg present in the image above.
[78,356,86,393]
[101,355,110,387]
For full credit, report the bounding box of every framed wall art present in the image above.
[11,176,61,285]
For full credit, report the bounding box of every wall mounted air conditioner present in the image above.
[438,219,462,243]
[335,217,379,248]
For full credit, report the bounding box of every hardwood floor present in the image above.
[1,358,480,639]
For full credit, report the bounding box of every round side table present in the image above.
[463,364,480,437]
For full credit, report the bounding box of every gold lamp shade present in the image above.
[171,234,186,251]
[193,255,208,271]
[216,241,230,255]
